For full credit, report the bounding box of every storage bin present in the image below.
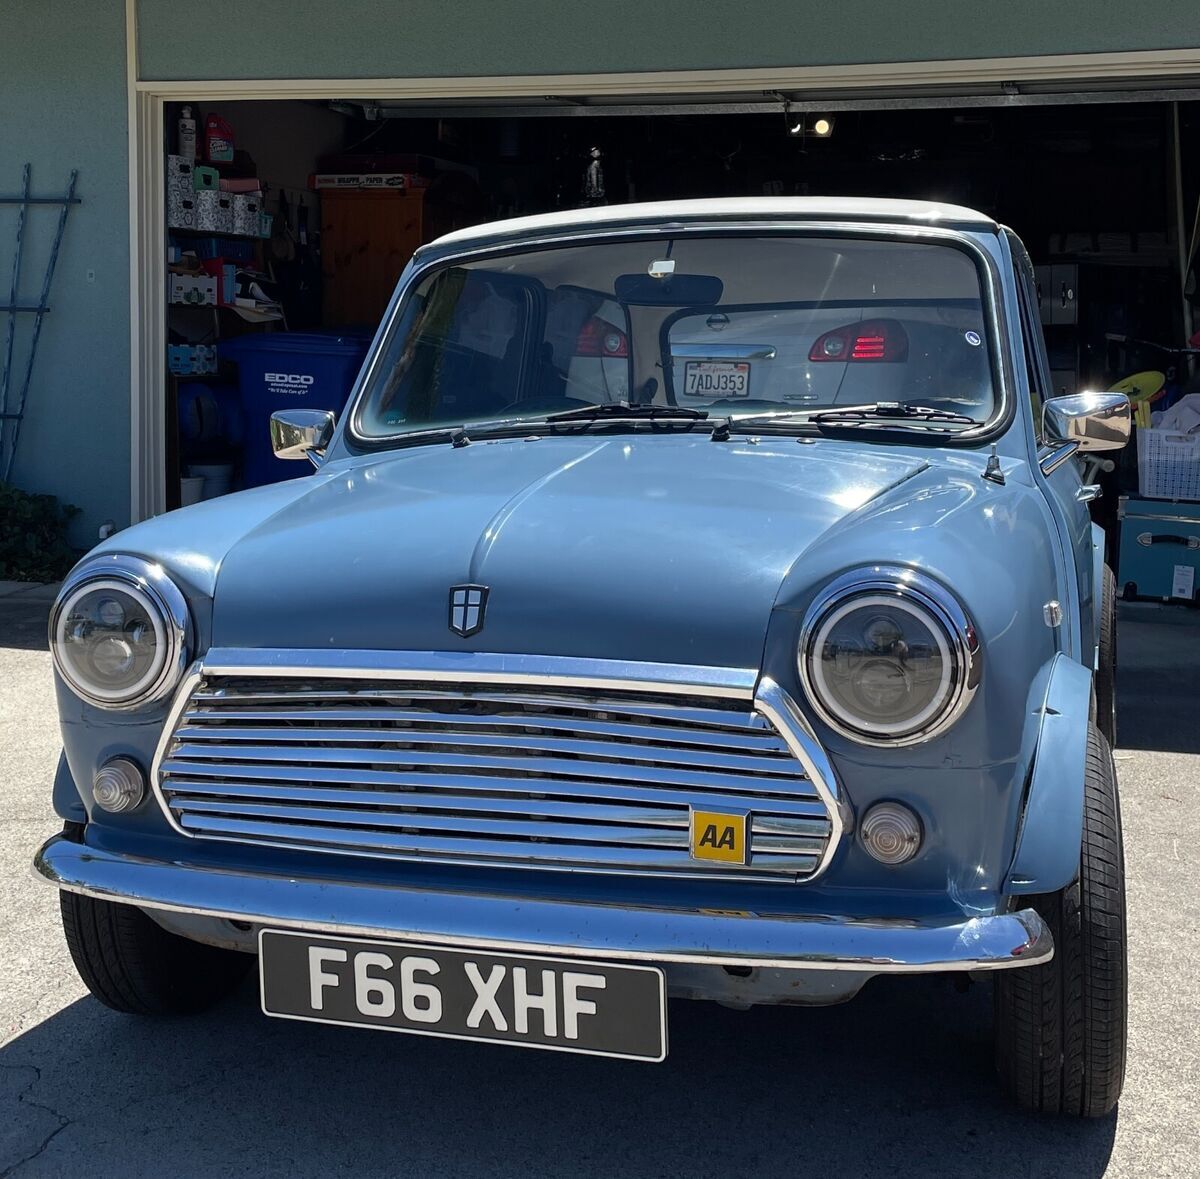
[187,462,235,499]
[219,332,371,487]
[1118,497,1200,602]
[179,475,206,507]
[1137,427,1200,502]
[167,188,197,230]
[232,193,262,237]
[166,154,195,195]
[174,235,255,263]
[195,189,235,233]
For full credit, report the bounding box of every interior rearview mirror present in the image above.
[1042,392,1131,452]
[270,409,336,465]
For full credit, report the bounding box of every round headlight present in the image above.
[50,557,189,709]
[799,568,980,746]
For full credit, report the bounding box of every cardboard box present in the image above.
[168,273,218,306]
[167,344,219,376]
[200,258,238,305]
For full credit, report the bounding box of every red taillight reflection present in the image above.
[809,319,909,363]
[575,317,629,358]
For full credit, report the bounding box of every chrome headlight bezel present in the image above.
[798,566,981,747]
[49,555,190,711]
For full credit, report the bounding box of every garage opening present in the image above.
[161,94,1199,518]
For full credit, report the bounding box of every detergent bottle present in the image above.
[204,114,235,163]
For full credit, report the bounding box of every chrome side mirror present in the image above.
[270,409,336,465]
[1043,392,1131,452]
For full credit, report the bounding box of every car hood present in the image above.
[207,435,927,668]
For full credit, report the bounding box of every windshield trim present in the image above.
[342,222,1014,456]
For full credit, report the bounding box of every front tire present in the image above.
[994,725,1127,1116]
[61,891,251,1015]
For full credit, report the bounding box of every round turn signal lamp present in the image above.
[92,757,146,814]
[860,801,923,865]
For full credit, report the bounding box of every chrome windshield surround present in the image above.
[150,649,846,884]
[49,554,190,711]
[345,220,1013,453]
[798,566,982,748]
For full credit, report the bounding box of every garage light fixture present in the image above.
[783,104,836,139]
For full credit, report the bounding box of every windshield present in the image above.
[353,235,995,441]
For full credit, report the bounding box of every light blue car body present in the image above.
[39,199,1104,1002]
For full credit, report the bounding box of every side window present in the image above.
[1005,232,1052,441]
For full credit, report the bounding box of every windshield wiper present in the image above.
[811,402,979,429]
[546,402,708,424]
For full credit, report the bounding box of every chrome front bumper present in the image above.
[34,834,1052,973]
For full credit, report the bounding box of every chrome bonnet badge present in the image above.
[448,584,489,638]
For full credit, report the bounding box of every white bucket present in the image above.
[180,475,206,506]
[188,463,234,499]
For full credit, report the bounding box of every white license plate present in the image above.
[684,361,750,397]
[259,930,668,1062]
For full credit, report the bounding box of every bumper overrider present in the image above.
[34,833,1051,974]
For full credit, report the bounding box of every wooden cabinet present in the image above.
[320,188,450,328]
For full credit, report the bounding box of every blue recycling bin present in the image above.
[219,331,372,486]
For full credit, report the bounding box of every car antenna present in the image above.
[982,444,1005,485]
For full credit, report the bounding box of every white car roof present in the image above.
[426,197,998,252]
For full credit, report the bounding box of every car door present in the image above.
[1007,232,1096,655]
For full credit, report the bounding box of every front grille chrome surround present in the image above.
[151,649,845,884]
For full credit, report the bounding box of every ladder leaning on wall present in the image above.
[0,165,80,483]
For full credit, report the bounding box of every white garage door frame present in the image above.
[127,42,1200,521]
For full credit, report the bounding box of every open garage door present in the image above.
[135,54,1200,518]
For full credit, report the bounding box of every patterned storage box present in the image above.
[194,190,235,233]
[167,188,198,230]
[232,193,262,237]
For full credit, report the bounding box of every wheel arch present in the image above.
[1004,653,1093,895]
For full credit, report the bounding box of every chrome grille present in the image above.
[155,669,835,882]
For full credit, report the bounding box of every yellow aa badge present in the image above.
[690,810,748,865]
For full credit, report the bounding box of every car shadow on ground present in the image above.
[1116,604,1200,755]
[2,973,1116,1178]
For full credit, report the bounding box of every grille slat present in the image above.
[189,690,760,732]
[166,742,814,797]
[158,768,831,818]
[181,707,790,753]
[171,725,798,774]
[176,813,822,874]
[158,673,835,882]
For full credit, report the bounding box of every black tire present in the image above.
[61,890,251,1015]
[1095,564,1117,749]
[994,725,1127,1116]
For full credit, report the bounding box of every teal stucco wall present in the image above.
[1,1,130,545]
[137,0,1200,81]
[2,0,1196,550]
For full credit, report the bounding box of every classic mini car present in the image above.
[36,198,1132,1116]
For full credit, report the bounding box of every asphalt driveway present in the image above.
[2,590,1198,1178]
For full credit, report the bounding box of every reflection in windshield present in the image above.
[354,236,994,443]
